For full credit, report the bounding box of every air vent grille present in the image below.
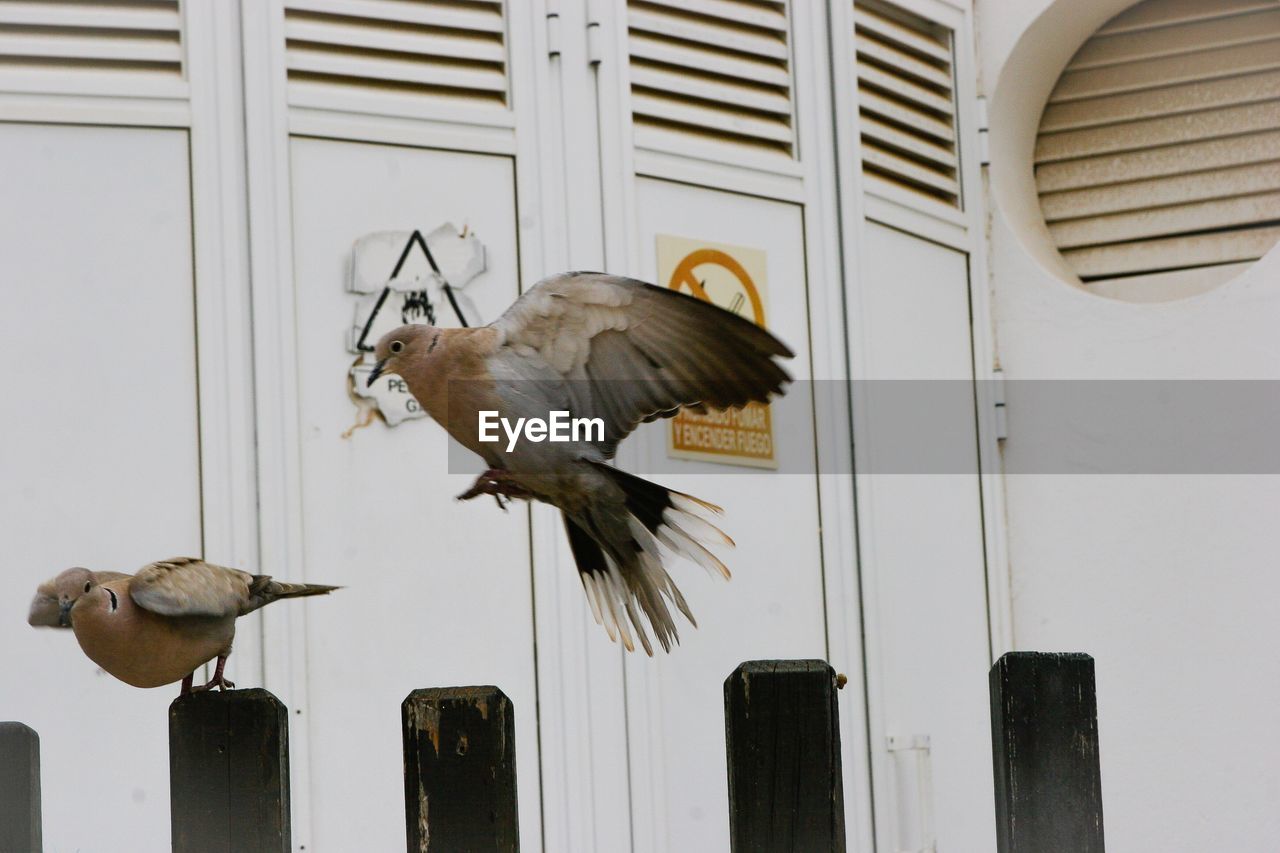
[853,0,960,209]
[0,0,184,90]
[1036,0,1280,284]
[627,0,795,158]
[283,0,508,108]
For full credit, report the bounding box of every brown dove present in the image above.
[29,559,337,693]
[367,272,793,654]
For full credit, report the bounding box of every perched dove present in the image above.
[367,272,793,654]
[29,559,337,693]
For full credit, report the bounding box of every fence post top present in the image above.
[401,685,510,709]
[168,687,286,715]
[0,721,40,738]
[991,651,1096,674]
[724,659,837,689]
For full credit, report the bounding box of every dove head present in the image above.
[28,567,96,628]
[70,579,128,624]
[368,324,438,387]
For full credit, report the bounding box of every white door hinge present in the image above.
[586,0,603,65]
[546,0,561,58]
[888,735,937,853]
[993,367,1007,441]
[975,95,990,167]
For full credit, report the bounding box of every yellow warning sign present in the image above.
[657,234,777,469]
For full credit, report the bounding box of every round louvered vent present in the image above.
[1035,0,1280,299]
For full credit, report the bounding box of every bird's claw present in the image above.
[191,675,235,693]
[456,482,488,501]
[456,469,531,506]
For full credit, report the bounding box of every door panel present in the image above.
[287,137,542,851]
[0,123,202,853]
[858,221,995,850]
[622,178,827,852]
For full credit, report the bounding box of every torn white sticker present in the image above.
[349,362,426,427]
[346,225,487,430]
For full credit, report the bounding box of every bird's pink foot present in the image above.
[191,675,236,693]
[190,654,235,692]
[457,469,534,507]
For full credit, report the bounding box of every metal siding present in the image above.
[0,0,184,89]
[283,0,508,107]
[626,0,796,157]
[853,0,961,209]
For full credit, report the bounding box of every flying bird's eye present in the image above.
[83,581,91,593]
[390,340,405,355]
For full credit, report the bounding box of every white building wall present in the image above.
[979,1,1280,849]
[9,0,1275,850]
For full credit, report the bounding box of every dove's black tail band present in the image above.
[589,464,669,535]
[563,514,608,576]
[585,461,723,536]
[564,462,731,656]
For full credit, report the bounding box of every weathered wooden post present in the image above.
[169,689,291,853]
[724,660,846,853]
[989,652,1105,853]
[0,722,41,853]
[402,686,519,852]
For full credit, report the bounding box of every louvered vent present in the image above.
[627,0,795,158]
[0,0,184,89]
[853,0,960,208]
[283,0,508,108]
[1037,0,1280,285]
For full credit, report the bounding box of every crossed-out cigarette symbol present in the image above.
[667,248,766,327]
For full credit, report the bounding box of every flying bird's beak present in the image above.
[58,600,73,627]
[366,359,388,387]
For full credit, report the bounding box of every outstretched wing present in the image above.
[129,557,252,618]
[490,272,793,457]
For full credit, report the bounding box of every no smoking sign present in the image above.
[656,234,777,469]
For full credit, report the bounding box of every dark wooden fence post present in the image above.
[724,660,846,853]
[402,686,519,853]
[0,722,41,853]
[990,652,1105,853]
[169,689,291,853]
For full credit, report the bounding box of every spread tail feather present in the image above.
[564,463,732,656]
[591,463,733,579]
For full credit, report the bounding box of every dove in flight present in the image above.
[366,272,793,654]
[29,559,337,694]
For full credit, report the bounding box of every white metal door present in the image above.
[571,1,871,850]
[622,179,829,853]
[283,137,543,851]
[833,1,1005,850]
[0,123,203,853]
[855,221,996,852]
[236,0,571,847]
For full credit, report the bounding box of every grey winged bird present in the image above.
[367,272,793,654]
